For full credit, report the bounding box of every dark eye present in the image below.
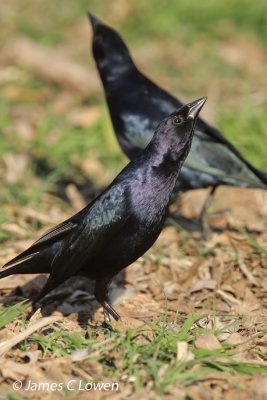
[173,115,184,126]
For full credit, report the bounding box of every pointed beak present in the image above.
[187,97,207,120]
[87,12,101,32]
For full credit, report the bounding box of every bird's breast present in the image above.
[129,178,171,226]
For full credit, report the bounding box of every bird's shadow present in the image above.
[166,212,265,239]
[1,272,126,330]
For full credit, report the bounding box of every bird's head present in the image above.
[88,13,133,84]
[150,97,207,168]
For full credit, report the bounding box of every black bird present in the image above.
[0,98,206,323]
[89,14,267,229]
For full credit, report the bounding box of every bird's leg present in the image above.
[94,278,120,324]
[167,186,217,236]
[32,273,61,311]
[195,185,217,238]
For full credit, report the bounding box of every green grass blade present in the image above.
[0,301,30,330]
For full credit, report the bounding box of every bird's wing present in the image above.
[50,183,129,278]
[185,130,266,188]
[33,220,77,246]
[122,75,267,186]
[195,122,267,185]
[2,209,86,268]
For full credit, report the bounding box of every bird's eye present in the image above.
[172,116,184,126]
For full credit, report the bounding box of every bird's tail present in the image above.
[259,170,267,185]
[1,260,38,278]
[1,211,76,280]
[0,254,51,279]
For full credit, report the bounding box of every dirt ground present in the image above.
[0,186,267,399]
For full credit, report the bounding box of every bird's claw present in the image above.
[103,309,111,324]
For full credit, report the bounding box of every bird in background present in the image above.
[88,13,267,231]
[0,98,206,323]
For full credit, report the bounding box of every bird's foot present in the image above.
[102,301,120,324]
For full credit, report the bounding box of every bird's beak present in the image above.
[87,12,100,32]
[187,97,207,120]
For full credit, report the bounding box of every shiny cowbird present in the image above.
[0,98,206,323]
[89,14,267,229]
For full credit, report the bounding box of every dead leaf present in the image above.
[195,333,222,350]
[225,333,244,346]
[176,341,195,361]
[0,316,62,357]
[216,290,240,307]
[189,279,217,293]
[238,262,259,287]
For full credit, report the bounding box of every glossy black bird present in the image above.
[0,98,206,323]
[88,14,267,229]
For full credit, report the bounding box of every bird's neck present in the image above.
[133,149,183,204]
[100,60,135,88]
[142,142,189,201]
[152,153,184,191]
[147,139,185,171]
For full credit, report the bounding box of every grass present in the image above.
[3,0,267,46]
[0,307,265,395]
[219,106,267,169]
[89,0,267,44]
[0,301,30,330]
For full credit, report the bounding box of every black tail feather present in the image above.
[0,258,51,279]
